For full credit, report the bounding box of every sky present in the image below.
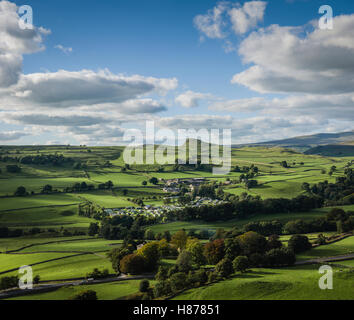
[0,0,354,145]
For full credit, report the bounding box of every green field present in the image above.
[18,238,123,253]
[7,280,156,300]
[0,252,76,274]
[172,264,354,300]
[0,237,123,280]
[149,205,354,235]
[0,235,93,252]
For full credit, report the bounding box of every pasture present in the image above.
[7,280,156,300]
[172,264,354,300]
[148,205,354,235]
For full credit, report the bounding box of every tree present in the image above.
[224,238,242,260]
[155,265,169,281]
[204,239,225,265]
[169,272,188,293]
[284,219,309,234]
[267,235,283,251]
[176,250,193,272]
[142,181,147,186]
[0,276,18,290]
[326,208,348,222]
[0,227,9,238]
[105,180,114,189]
[215,258,233,278]
[163,230,171,242]
[233,256,249,273]
[107,247,131,274]
[186,239,207,267]
[144,229,155,240]
[69,290,97,300]
[120,253,145,275]
[301,182,311,193]
[6,165,21,173]
[86,268,109,279]
[237,231,268,256]
[88,222,99,236]
[158,239,170,258]
[153,280,172,298]
[137,242,160,271]
[41,184,53,194]
[80,182,88,190]
[281,161,288,168]
[139,279,150,293]
[149,177,159,185]
[171,230,188,251]
[288,235,312,253]
[33,275,40,284]
[245,180,258,189]
[14,186,26,196]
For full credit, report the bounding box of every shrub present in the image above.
[14,186,26,196]
[0,276,18,290]
[337,218,354,233]
[326,208,348,222]
[233,256,249,273]
[187,269,208,287]
[155,265,169,281]
[207,271,218,283]
[265,248,296,267]
[86,268,109,280]
[267,235,283,251]
[88,222,99,236]
[284,220,310,234]
[153,280,172,298]
[33,275,40,284]
[248,253,265,267]
[169,272,188,293]
[6,165,21,173]
[167,265,179,278]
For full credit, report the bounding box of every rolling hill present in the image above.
[233,131,354,150]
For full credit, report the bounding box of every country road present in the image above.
[1,254,353,300]
[295,253,354,265]
[0,273,155,300]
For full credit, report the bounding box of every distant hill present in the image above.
[233,131,354,151]
[304,144,354,157]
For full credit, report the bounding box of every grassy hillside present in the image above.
[172,264,354,300]
[305,145,354,157]
[7,280,155,300]
[0,145,353,300]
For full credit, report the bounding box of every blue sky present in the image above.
[1,0,354,145]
